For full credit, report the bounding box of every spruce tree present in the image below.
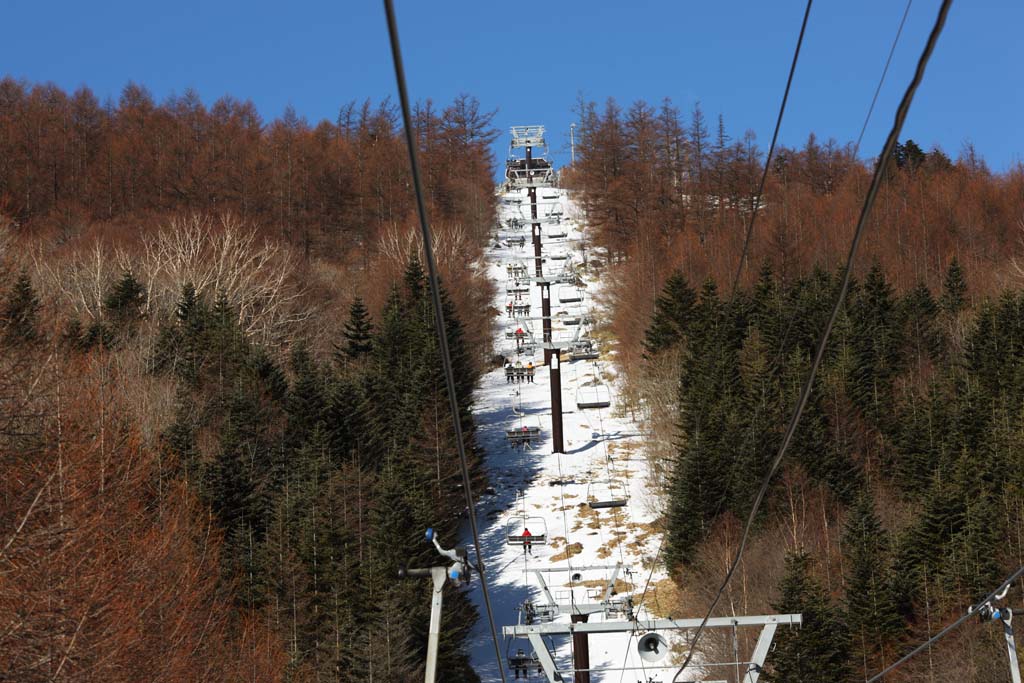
[767,550,851,683]
[286,342,327,452]
[339,296,374,362]
[842,494,903,675]
[643,270,697,356]
[849,264,902,431]
[940,256,968,315]
[900,281,944,368]
[2,271,40,344]
[104,269,146,329]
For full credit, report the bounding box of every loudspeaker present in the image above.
[637,632,668,663]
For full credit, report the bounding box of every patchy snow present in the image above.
[463,185,675,682]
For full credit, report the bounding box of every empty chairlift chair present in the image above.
[558,285,583,304]
[587,480,628,509]
[576,383,611,410]
[546,227,568,239]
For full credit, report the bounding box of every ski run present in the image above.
[464,183,671,683]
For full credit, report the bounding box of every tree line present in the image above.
[563,95,1024,372]
[0,78,497,261]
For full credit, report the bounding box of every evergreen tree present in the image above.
[842,494,903,675]
[849,264,903,431]
[643,270,697,356]
[900,281,944,368]
[1,271,40,344]
[766,550,851,683]
[104,269,146,328]
[729,327,781,517]
[339,296,374,362]
[940,256,968,315]
[286,342,327,452]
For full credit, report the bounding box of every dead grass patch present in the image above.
[550,542,583,562]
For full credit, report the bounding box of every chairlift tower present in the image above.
[399,529,470,683]
[508,126,564,452]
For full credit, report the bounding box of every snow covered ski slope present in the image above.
[464,185,672,682]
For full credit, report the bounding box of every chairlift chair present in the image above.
[505,424,540,445]
[569,339,599,361]
[546,228,568,239]
[558,285,583,304]
[506,516,548,546]
[576,383,611,410]
[519,599,557,625]
[587,480,628,509]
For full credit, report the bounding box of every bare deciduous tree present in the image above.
[137,214,309,344]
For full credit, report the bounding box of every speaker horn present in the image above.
[637,632,669,663]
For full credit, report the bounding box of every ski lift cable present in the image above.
[671,2,953,680]
[654,0,919,618]
[728,0,813,299]
[854,0,913,156]
[866,565,1024,682]
[635,0,913,633]
[554,451,579,667]
[382,3,507,680]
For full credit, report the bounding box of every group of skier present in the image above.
[505,359,535,384]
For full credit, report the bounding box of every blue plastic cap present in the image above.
[450,568,461,581]
[992,608,1002,620]
[425,528,435,541]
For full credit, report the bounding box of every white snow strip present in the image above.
[463,186,673,683]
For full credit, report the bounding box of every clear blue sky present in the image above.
[3,0,1021,172]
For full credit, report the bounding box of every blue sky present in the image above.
[3,0,1021,172]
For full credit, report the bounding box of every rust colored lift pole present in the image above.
[571,613,591,683]
[527,145,543,278]
[550,350,564,454]
[541,284,553,365]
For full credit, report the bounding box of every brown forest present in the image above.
[0,78,500,682]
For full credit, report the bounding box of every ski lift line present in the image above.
[695,1,916,525]
[554,452,579,668]
[381,6,507,680]
[728,0,813,300]
[634,0,818,651]
[866,565,1024,683]
[672,3,952,680]
[593,404,632,572]
[853,0,913,156]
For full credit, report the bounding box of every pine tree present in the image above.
[339,296,373,362]
[940,256,968,315]
[900,281,944,368]
[642,271,697,356]
[849,264,903,431]
[766,550,851,683]
[842,494,903,676]
[104,269,146,328]
[1,271,40,344]
[286,342,327,452]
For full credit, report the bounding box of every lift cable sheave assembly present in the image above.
[382,2,508,680]
[671,1,954,680]
[866,564,1024,682]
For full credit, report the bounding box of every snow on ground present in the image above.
[463,185,674,682]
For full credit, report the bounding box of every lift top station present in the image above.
[506,125,555,189]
